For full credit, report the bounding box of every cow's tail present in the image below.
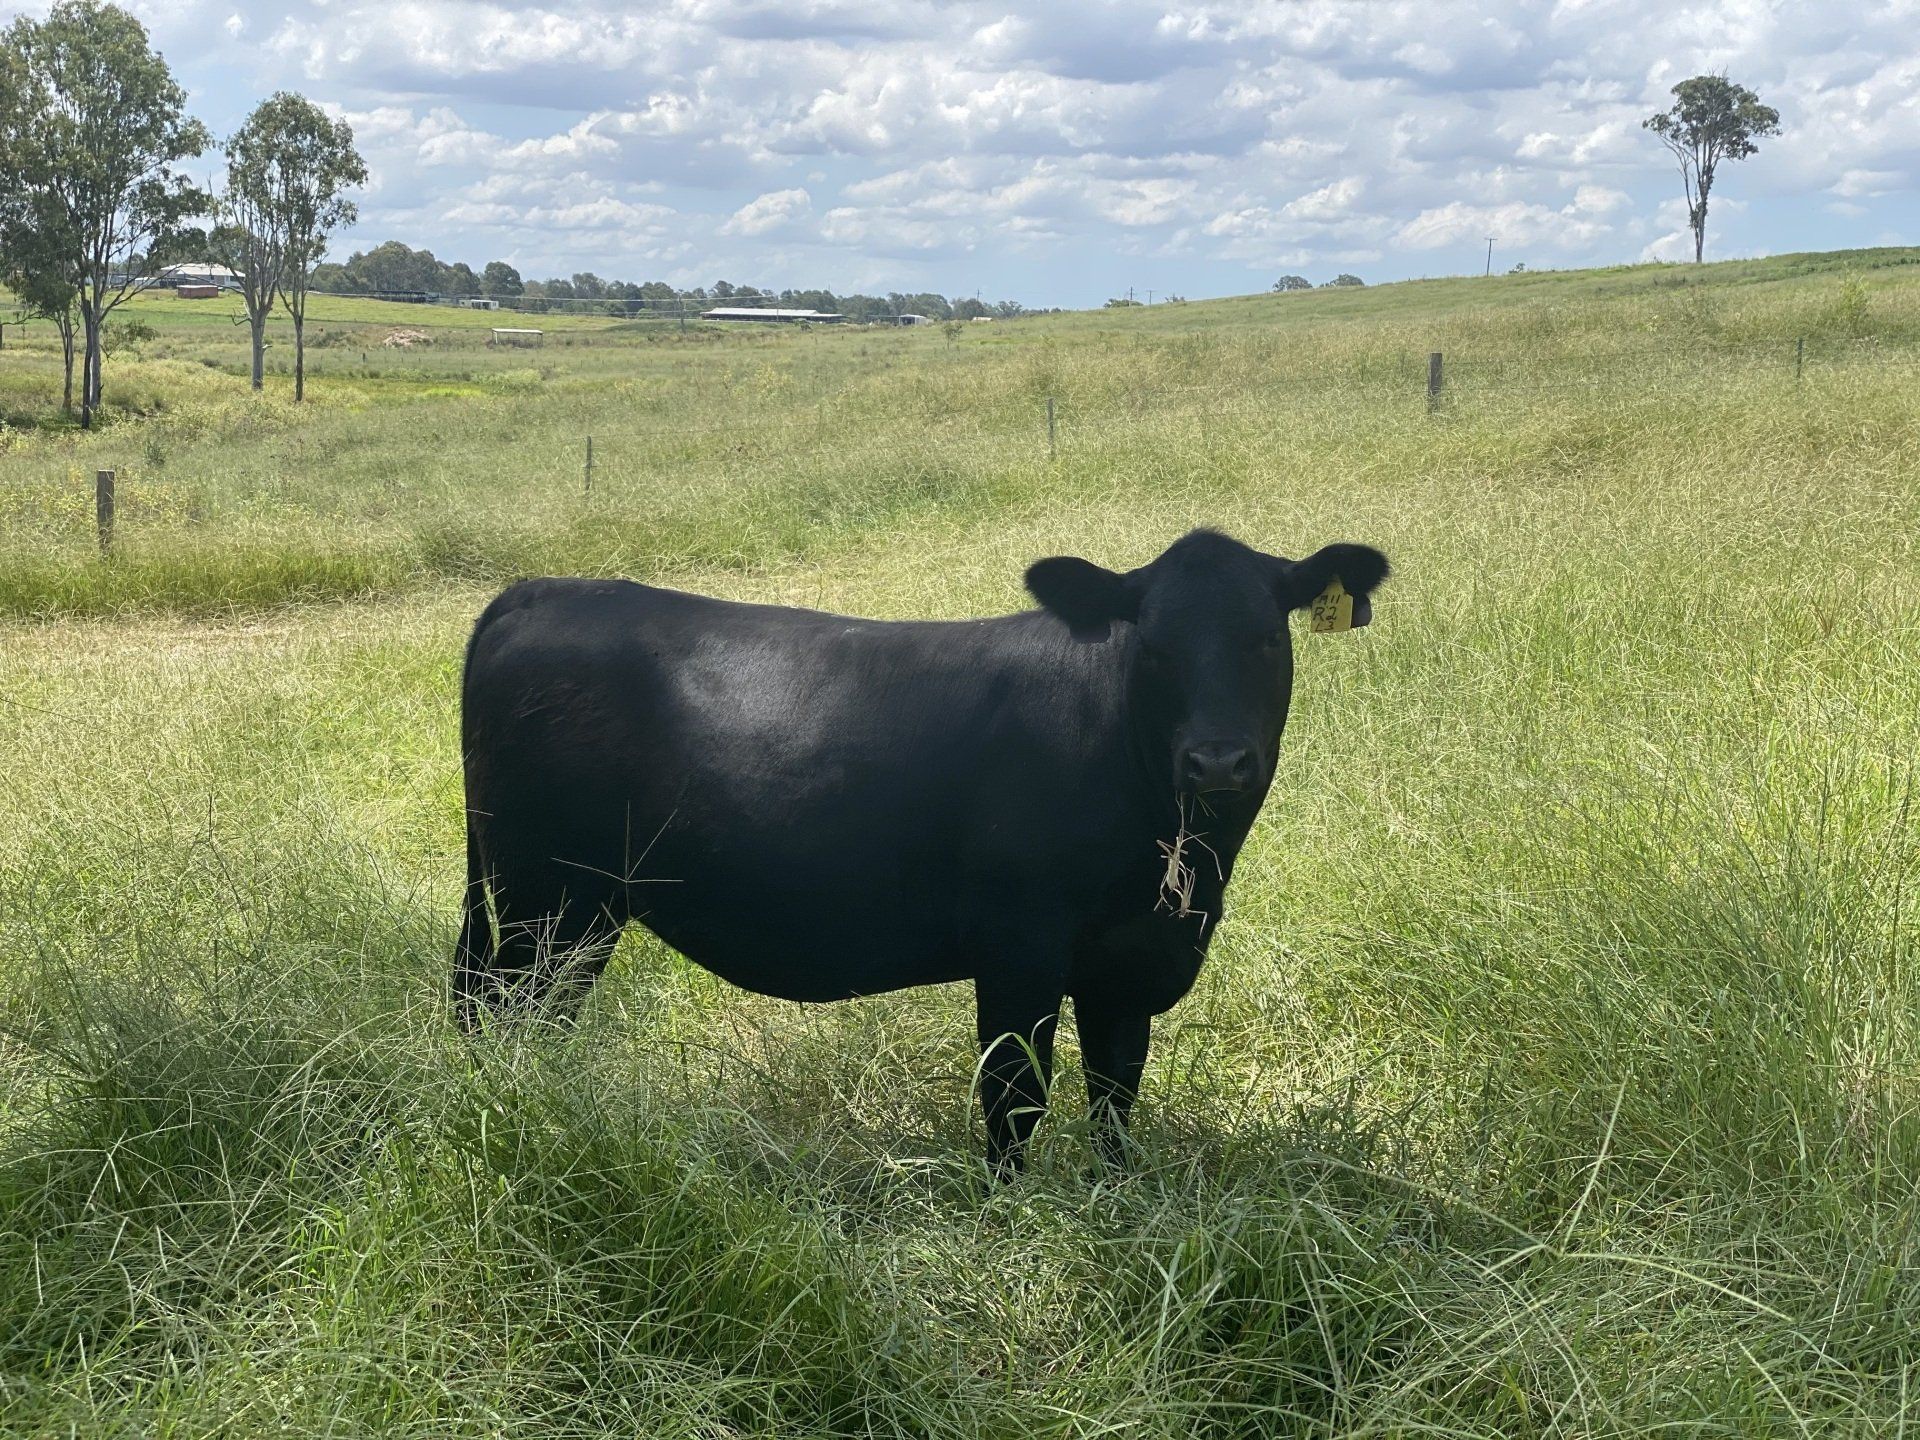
[452,816,494,1033]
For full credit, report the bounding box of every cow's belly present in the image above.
[633,887,975,998]
[612,812,977,1002]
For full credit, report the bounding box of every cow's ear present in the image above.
[1272,543,1390,614]
[1025,556,1140,632]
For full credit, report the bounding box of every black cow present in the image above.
[454,528,1389,1174]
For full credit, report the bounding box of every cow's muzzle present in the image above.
[1178,741,1259,796]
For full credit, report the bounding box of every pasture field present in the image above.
[2,249,1918,1435]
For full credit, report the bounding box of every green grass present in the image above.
[125,287,638,329]
[2,250,1918,1435]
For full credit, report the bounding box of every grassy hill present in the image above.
[3,245,1916,617]
[1,248,1917,1435]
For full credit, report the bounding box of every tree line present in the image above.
[0,1,364,423]
[1270,274,1366,292]
[309,241,1029,323]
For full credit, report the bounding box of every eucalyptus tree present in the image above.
[0,54,80,410]
[258,94,367,401]
[481,261,524,298]
[212,100,294,392]
[0,1,208,427]
[1645,75,1781,263]
[0,207,83,412]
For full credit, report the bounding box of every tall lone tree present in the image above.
[239,93,366,403]
[1644,75,1780,264]
[0,1,208,428]
[213,101,292,393]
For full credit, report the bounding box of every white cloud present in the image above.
[721,187,813,236]
[819,206,959,253]
[1396,181,1640,250]
[1283,177,1365,222]
[1571,184,1629,214]
[1642,228,1696,262]
[1832,168,1905,198]
[1517,122,1634,167]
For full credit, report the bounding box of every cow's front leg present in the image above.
[1075,1001,1151,1170]
[974,974,1062,1180]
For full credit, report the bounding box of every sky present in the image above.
[7,0,1916,306]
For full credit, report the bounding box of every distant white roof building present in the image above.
[701,307,842,323]
[151,262,244,287]
[893,313,933,325]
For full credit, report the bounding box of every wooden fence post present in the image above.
[95,469,115,553]
[1047,396,1056,459]
[1796,336,1805,381]
[1427,351,1443,410]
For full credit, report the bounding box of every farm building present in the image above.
[151,262,243,290]
[700,307,843,324]
[174,284,220,300]
[893,313,933,326]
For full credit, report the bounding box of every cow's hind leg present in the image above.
[1074,1002,1152,1170]
[452,901,497,1034]
[974,973,1063,1180]
[453,825,498,1033]
[496,897,621,1026]
[464,859,623,1029]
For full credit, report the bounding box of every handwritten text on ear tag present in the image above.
[1310,577,1361,633]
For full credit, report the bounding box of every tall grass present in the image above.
[2,251,1918,1434]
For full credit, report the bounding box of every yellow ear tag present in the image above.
[1309,578,1354,633]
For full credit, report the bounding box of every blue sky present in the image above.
[9,0,1916,305]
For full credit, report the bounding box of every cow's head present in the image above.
[1026,529,1389,802]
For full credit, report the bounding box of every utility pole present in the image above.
[1147,289,1155,305]
[1485,237,1495,276]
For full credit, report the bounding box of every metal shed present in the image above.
[700,307,843,324]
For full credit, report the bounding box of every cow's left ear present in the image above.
[1271,543,1391,620]
[1026,555,1141,633]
